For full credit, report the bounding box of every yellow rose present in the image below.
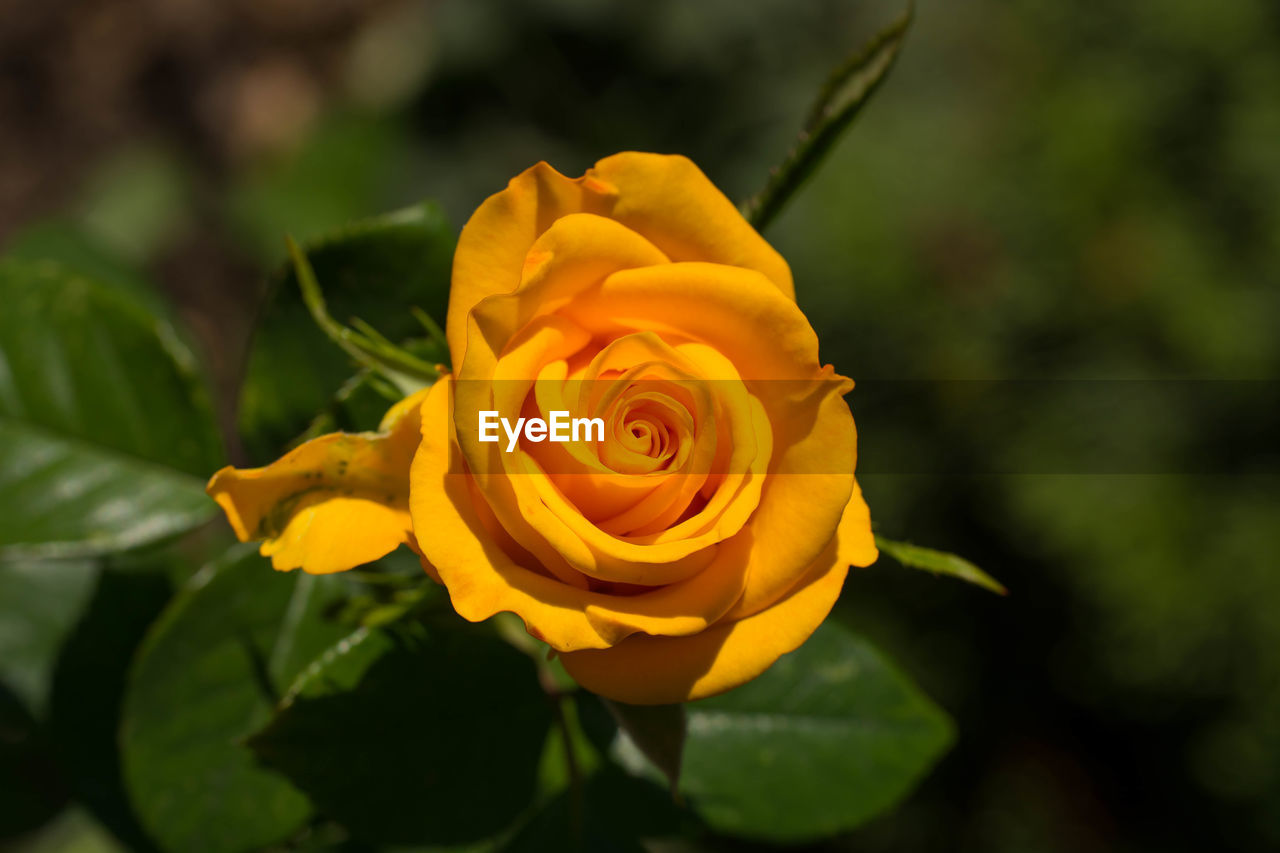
[209,152,876,705]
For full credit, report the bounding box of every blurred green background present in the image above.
[2,0,1278,850]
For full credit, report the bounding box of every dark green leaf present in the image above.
[532,691,600,809]
[3,221,209,378]
[503,765,689,853]
[6,808,132,853]
[0,261,223,559]
[49,566,173,852]
[0,559,99,715]
[875,535,1008,595]
[574,691,620,760]
[237,202,453,462]
[0,681,67,838]
[599,700,685,793]
[248,622,553,846]
[120,546,352,853]
[666,621,953,842]
[740,5,912,230]
[2,221,161,313]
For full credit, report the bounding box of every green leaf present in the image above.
[599,700,686,793]
[237,202,454,462]
[532,692,599,809]
[49,566,173,852]
[0,558,99,714]
[2,221,210,376]
[875,535,1008,595]
[2,221,162,314]
[248,622,553,847]
[665,621,953,842]
[0,681,67,838]
[120,546,353,853]
[740,4,913,230]
[503,765,689,853]
[8,807,130,853]
[0,261,224,559]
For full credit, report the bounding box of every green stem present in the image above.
[287,236,440,388]
[411,305,449,352]
[551,694,585,845]
[349,316,400,352]
[741,3,913,231]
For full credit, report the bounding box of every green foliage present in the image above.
[248,623,553,846]
[875,535,1007,595]
[640,622,952,842]
[0,261,223,559]
[0,560,98,714]
[237,202,454,461]
[2,222,162,315]
[286,234,441,391]
[48,567,171,852]
[7,808,128,853]
[741,5,913,231]
[120,547,353,853]
[595,699,687,792]
[576,624,953,844]
[504,765,688,852]
[0,682,67,838]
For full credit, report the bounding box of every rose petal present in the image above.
[560,549,849,705]
[411,378,754,650]
[447,153,794,365]
[587,152,794,299]
[207,386,431,574]
[446,164,618,365]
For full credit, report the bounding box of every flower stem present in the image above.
[741,3,914,231]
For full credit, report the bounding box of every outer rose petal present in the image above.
[446,153,793,365]
[447,163,614,365]
[559,547,849,705]
[207,386,431,574]
[563,262,828,382]
[837,478,878,569]
[257,496,410,575]
[557,476,877,704]
[459,214,669,378]
[588,152,794,298]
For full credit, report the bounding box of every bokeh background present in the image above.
[2,0,1278,850]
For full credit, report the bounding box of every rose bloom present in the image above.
[210,152,876,705]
